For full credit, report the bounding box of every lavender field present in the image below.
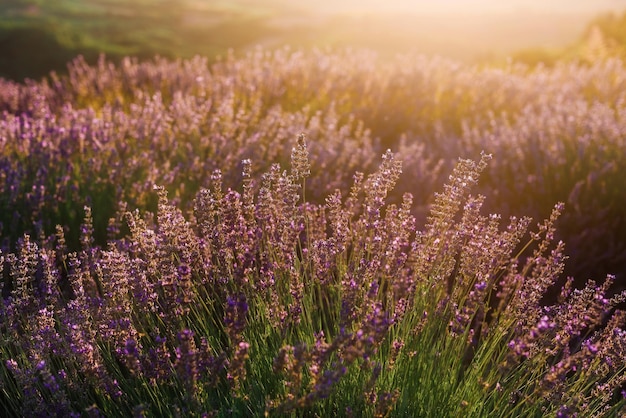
[1,50,626,416]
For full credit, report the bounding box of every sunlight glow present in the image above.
[300,0,626,14]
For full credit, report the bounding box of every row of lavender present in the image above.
[1,49,625,285]
[1,137,624,415]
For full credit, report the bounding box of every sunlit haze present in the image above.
[291,0,626,14]
[248,0,626,61]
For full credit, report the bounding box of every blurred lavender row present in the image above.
[0,48,625,287]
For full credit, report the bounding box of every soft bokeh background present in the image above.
[2,0,626,80]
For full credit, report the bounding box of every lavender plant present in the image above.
[0,137,624,417]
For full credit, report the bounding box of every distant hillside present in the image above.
[581,11,626,59]
[0,0,283,80]
[512,10,626,66]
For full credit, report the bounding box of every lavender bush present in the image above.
[0,137,624,416]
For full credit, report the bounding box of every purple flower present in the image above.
[175,329,199,397]
[224,293,248,341]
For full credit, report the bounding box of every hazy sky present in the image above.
[267,0,626,59]
[302,0,626,14]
